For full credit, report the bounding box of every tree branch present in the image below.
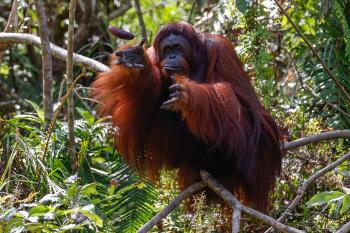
[336,221,350,233]
[35,0,53,125]
[0,0,18,62]
[0,33,110,72]
[134,0,147,44]
[268,150,350,230]
[283,130,350,151]
[137,182,206,233]
[200,170,304,233]
[66,0,77,173]
[108,2,132,19]
[232,202,242,233]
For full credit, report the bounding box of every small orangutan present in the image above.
[92,22,282,211]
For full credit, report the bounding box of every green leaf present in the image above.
[29,205,47,215]
[81,205,103,227]
[306,191,344,207]
[14,210,29,218]
[92,156,106,164]
[67,182,78,198]
[81,183,98,196]
[76,107,95,125]
[236,0,249,13]
[25,100,45,123]
[340,195,350,214]
[0,63,9,75]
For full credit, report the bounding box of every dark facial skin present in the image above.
[157,34,192,110]
[158,34,191,76]
[113,34,192,110]
[114,39,145,68]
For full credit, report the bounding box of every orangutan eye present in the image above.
[164,46,170,53]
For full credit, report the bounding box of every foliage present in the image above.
[1,0,350,232]
[0,180,103,232]
[0,103,157,232]
[281,0,350,129]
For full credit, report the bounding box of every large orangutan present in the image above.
[92,22,282,211]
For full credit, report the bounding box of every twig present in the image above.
[35,0,53,125]
[137,181,206,233]
[41,70,86,170]
[284,48,350,118]
[200,170,304,233]
[187,1,196,23]
[66,0,77,173]
[134,0,147,44]
[3,1,18,32]
[0,100,16,106]
[0,33,109,72]
[336,221,350,233]
[0,0,18,62]
[108,2,132,19]
[274,0,350,103]
[283,130,350,151]
[269,150,350,230]
[73,89,93,112]
[304,84,350,118]
[74,89,98,103]
[57,77,66,103]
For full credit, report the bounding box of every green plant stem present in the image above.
[38,70,86,179]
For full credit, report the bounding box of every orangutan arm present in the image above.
[91,42,161,163]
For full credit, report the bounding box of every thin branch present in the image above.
[187,1,196,23]
[35,0,53,125]
[66,0,77,173]
[283,130,350,151]
[336,221,350,233]
[3,1,18,32]
[39,70,86,177]
[74,90,98,103]
[38,69,86,174]
[284,48,350,118]
[304,84,350,118]
[0,0,18,62]
[57,77,66,103]
[134,0,147,44]
[274,0,350,103]
[108,2,132,19]
[272,150,350,227]
[200,170,305,233]
[137,182,206,233]
[73,90,93,112]
[0,33,109,72]
[0,100,16,106]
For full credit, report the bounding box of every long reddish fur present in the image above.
[92,22,282,211]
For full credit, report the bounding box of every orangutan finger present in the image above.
[169,92,182,99]
[169,84,183,92]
